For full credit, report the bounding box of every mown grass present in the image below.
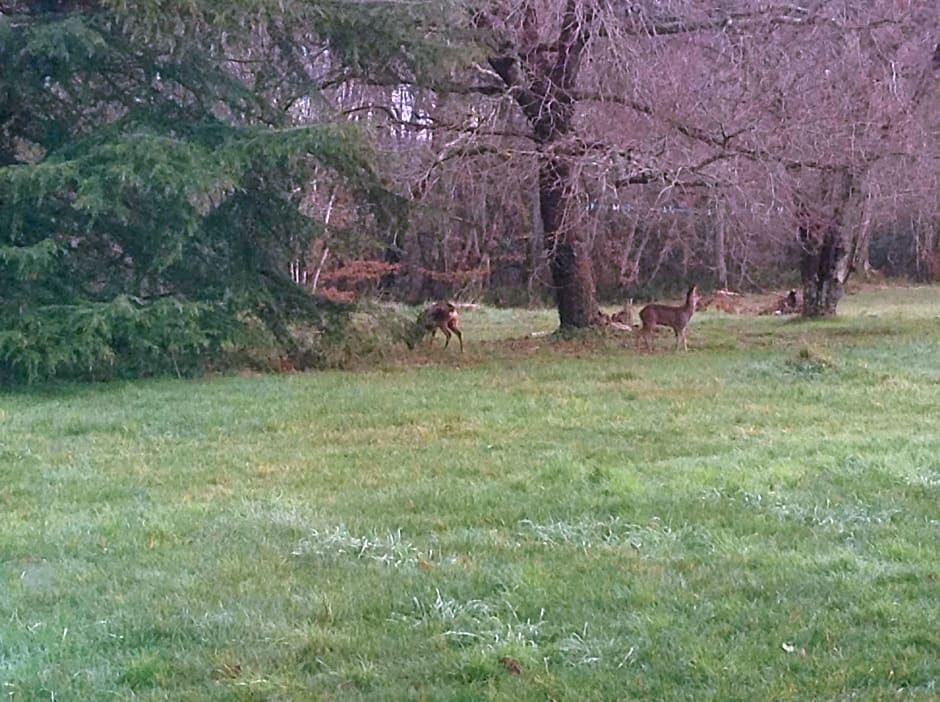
[2,285,939,700]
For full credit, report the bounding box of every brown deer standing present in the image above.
[422,302,463,352]
[636,285,700,352]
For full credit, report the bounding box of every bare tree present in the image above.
[290,1,940,319]
[760,2,940,314]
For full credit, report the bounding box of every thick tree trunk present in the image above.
[540,157,597,326]
[549,241,598,325]
[799,226,848,316]
[486,0,598,327]
[798,171,856,317]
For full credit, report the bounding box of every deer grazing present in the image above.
[421,302,463,352]
[636,285,700,352]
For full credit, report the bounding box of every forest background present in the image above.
[2,0,939,381]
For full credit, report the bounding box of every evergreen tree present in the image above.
[0,0,452,382]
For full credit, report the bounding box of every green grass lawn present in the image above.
[2,286,939,700]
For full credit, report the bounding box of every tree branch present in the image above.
[620,2,822,37]
[340,103,536,142]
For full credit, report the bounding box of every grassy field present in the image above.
[2,286,939,700]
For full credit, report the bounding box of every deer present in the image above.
[635,285,700,353]
[608,299,635,330]
[421,301,463,352]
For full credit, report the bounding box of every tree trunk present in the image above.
[713,201,728,289]
[486,0,598,327]
[798,171,856,317]
[799,225,848,316]
[540,157,597,326]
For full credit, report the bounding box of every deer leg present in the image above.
[442,327,452,349]
[450,324,463,352]
[428,327,437,347]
